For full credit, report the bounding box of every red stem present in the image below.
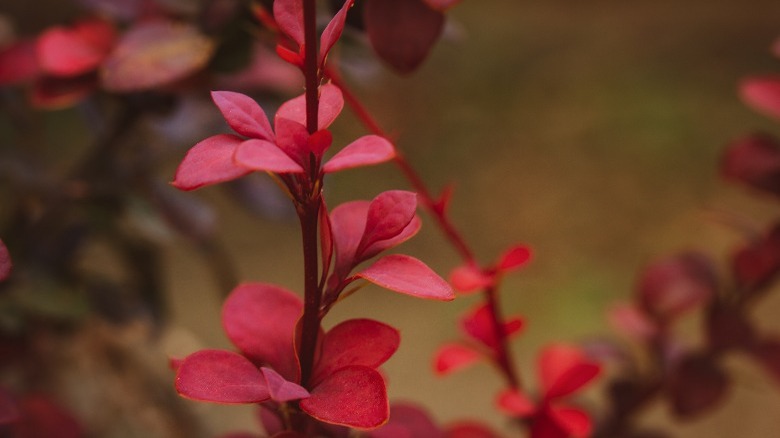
[326,67,521,389]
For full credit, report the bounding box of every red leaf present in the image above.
[357,191,417,256]
[364,0,445,74]
[749,339,780,385]
[360,216,421,262]
[432,343,481,376]
[235,139,305,173]
[211,91,275,141]
[460,304,524,350]
[0,40,40,85]
[31,74,97,109]
[320,200,334,283]
[529,410,568,438]
[260,367,310,402]
[14,395,83,438]
[539,344,600,399]
[274,117,310,166]
[741,76,780,121]
[356,255,454,301]
[175,350,270,403]
[548,405,592,438]
[371,403,442,438]
[101,21,215,92]
[273,0,304,46]
[449,265,492,294]
[300,366,389,429]
[637,252,717,320]
[668,353,729,418]
[496,388,535,416]
[172,134,251,190]
[222,283,302,382]
[607,303,658,340]
[276,83,344,130]
[312,319,399,385]
[445,422,500,438]
[422,0,461,11]
[38,18,116,77]
[721,133,780,197]
[308,130,333,156]
[0,239,11,282]
[497,244,533,272]
[329,200,370,275]
[732,223,780,292]
[320,0,354,63]
[323,135,395,173]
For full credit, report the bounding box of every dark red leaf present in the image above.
[31,74,97,109]
[497,244,533,272]
[175,350,270,403]
[460,303,524,350]
[364,0,445,74]
[706,303,755,351]
[732,223,780,293]
[668,353,729,418]
[172,134,251,190]
[235,139,306,173]
[721,133,780,197]
[547,405,591,438]
[323,135,395,173]
[276,82,344,130]
[0,40,40,85]
[260,367,310,402]
[357,191,417,256]
[356,254,454,301]
[432,343,482,376]
[312,319,399,385]
[222,283,302,382]
[496,388,535,416]
[37,18,116,77]
[637,252,717,320]
[300,366,389,429]
[273,0,304,46]
[529,410,568,438]
[740,76,780,121]
[320,0,354,63]
[0,239,11,282]
[211,91,275,141]
[748,339,780,385]
[14,395,83,438]
[444,422,500,438]
[539,344,600,399]
[101,21,215,92]
[370,403,442,438]
[449,264,492,294]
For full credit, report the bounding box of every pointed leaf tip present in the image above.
[211,91,274,141]
[357,255,454,301]
[324,135,395,173]
[261,367,310,402]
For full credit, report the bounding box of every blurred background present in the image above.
[2,0,780,436]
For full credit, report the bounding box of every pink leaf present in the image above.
[235,139,305,173]
[548,406,592,438]
[312,319,399,385]
[329,200,370,275]
[300,366,389,429]
[539,344,600,399]
[496,388,535,416]
[222,283,302,382]
[320,0,355,63]
[721,133,780,197]
[175,350,270,403]
[364,0,445,74]
[273,0,304,46]
[211,91,275,141]
[0,40,40,85]
[260,367,310,402]
[172,134,251,191]
[422,0,462,11]
[0,239,11,282]
[637,252,717,320]
[37,18,116,77]
[357,191,417,256]
[274,117,310,166]
[432,343,481,376]
[323,135,395,173]
[741,76,780,121]
[497,244,533,272]
[356,255,454,301]
[276,83,344,130]
[460,304,525,350]
[360,216,422,262]
[449,264,492,293]
[101,21,215,92]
